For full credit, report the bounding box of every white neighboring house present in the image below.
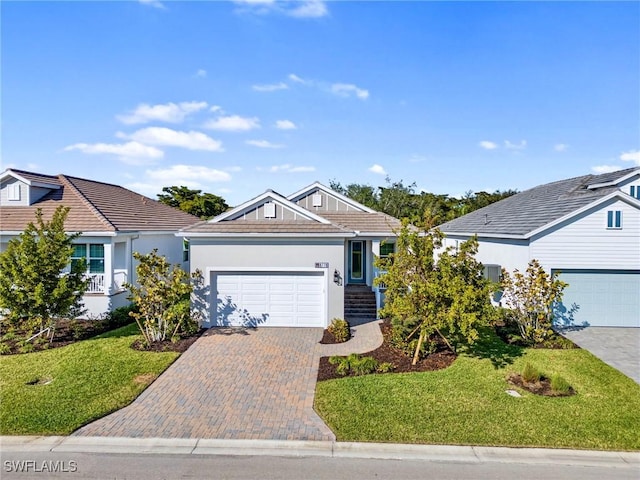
[438,167,640,328]
[179,182,401,328]
[0,169,199,318]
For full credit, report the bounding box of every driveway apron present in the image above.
[74,328,335,440]
[560,327,640,384]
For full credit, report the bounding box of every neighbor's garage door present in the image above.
[555,270,640,327]
[212,272,325,327]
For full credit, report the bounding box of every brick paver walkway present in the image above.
[74,320,383,441]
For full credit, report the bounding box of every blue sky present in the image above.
[3,1,639,205]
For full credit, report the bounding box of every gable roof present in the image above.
[438,167,640,239]
[180,182,401,237]
[0,169,199,233]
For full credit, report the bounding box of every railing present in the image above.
[113,270,128,291]
[86,274,106,293]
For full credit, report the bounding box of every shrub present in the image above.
[376,362,395,373]
[328,318,350,343]
[104,304,138,329]
[550,374,572,394]
[521,362,541,383]
[351,356,379,376]
[329,354,380,376]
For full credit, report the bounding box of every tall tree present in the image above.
[0,207,88,339]
[158,186,229,219]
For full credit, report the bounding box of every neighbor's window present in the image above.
[606,210,622,229]
[380,242,395,258]
[631,186,640,199]
[7,183,21,201]
[183,239,189,262]
[71,244,105,273]
[483,264,501,284]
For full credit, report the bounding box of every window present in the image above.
[380,242,395,258]
[312,194,322,207]
[606,210,622,229]
[483,265,501,284]
[631,185,640,199]
[7,183,21,201]
[183,239,189,262]
[71,244,105,273]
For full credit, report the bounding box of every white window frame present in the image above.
[7,183,21,201]
[606,210,622,229]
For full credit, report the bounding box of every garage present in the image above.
[554,270,640,327]
[211,271,326,327]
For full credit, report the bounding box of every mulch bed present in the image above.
[317,319,457,381]
[130,330,204,353]
[507,373,576,397]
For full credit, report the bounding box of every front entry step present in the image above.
[344,284,377,321]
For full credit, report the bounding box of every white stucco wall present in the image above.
[189,238,345,327]
[442,235,531,274]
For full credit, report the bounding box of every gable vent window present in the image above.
[312,193,323,207]
[264,202,276,219]
[7,183,21,201]
[606,210,622,229]
[631,186,640,199]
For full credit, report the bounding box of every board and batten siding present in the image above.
[189,238,345,327]
[530,198,640,271]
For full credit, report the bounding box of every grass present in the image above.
[0,324,179,435]
[315,332,640,451]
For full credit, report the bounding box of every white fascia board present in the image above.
[177,232,355,239]
[355,231,401,238]
[210,190,331,224]
[527,191,640,238]
[441,231,527,240]
[287,181,377,213]
[587,169,640,189]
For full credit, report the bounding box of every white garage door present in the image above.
[212,272,325,327]
[555,270,640,328]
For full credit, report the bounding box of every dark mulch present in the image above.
[0,318,128,355]
[507,373,576,397]
[319,328,351,345]
[130,329,205,353]
[317,319,457,381]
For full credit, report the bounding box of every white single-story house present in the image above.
[0,168,199,317]
[438,167,640,328]
[179,182,401,328]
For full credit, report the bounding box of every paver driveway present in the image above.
[74,327,336,440]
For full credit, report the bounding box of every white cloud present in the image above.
[275,119,297,130]
[209,105,223,113]
[204,115,260,132]
[591,165,623,174]
[139,0,165,9]
[63,141,163,165]
[620,150,640,165]
[369,164,387,175]
[194,69,207,78]
[117,101,208,125]
[118,127,223,152]
[147,164,232,183]
[331,83,369,100]
[252,82,289,92]
[246,139,284,149]
[504,140,527,150]
[554,143,569,152]
[287,0,328,18]
[479,141,498,150]
[260,164,315,173]
[288,73,307,84]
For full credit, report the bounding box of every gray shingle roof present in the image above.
[319,212,401,234]
[438,167,640,237]
[181,220,350,235]
[1,169,199,232]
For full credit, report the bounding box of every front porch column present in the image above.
[104,242,113,295]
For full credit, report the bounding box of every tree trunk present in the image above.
[412,330,425,366]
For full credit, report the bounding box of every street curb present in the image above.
[1,436,638,467]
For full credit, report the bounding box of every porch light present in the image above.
[333,269,342,286]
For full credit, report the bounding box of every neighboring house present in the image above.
[438,167,640,328]
[179,182,401,328]
[0,169,199,317]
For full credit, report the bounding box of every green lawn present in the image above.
[0,324,179,435]
[315,337,640,451]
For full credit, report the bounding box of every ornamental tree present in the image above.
[375,223,495,364]
[500,260,567,344]
[125,249,201,344]
[0,206,88,339]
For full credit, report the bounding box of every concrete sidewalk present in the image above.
[2,436,638,468]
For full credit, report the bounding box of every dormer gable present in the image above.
[211,189,331,224]
[288,181,376,213]
[586,168,640,198]
[0,169,61,206]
